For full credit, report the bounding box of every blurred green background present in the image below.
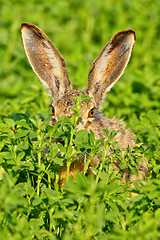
[0,0,160,152]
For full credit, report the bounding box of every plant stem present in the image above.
[37,151,41,196]
[66,161,71,181]
[95,146,109,184]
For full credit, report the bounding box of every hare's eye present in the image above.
[51,106,55,115]
[88,108,95,117]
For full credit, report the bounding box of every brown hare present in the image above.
[21,23,148,188]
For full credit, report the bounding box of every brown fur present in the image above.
[21,23,148,189]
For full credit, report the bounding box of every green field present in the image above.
[0,0,160,239]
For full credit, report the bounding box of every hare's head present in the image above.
[21,23,135,130]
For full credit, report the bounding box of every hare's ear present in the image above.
[86,30,135,105]
[21,23,71,99]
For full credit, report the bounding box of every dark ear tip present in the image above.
[114,29,136,42]
[21,23,41,33]
[109,29,136,50]
[21,23,32,41]
[21,22,31,30]
[125,29,136,41]
[21,23,47,41]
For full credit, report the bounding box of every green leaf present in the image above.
[0,141,5,151]
[50,144,59,158]
[15,130,30,139]
[17,141,29,150]
[32,197,42,206]
[17,120,30,129]
[29,218,44,226]
[129,165,138,176]
[5,118,15,128]
[74,130,89,148]
[29,130,37,140]
[17,151,25,162]
[0,151,14,160]
[89,129,95,145]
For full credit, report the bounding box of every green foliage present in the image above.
[0,111,160,239]
[0,0,160,239]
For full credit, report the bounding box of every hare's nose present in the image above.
[76,117,84,126]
